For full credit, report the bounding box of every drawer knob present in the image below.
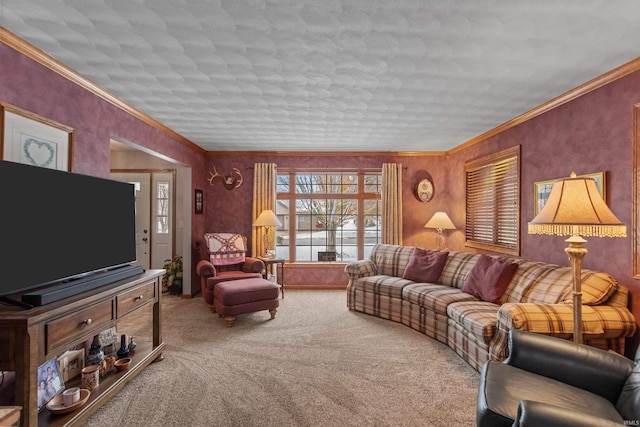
[135,295,144,301]
[81,318,92,326]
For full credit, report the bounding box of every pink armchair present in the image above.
[195,233,264,310]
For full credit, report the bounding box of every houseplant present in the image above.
[162,256,183,295]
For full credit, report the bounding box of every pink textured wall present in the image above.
[0,42,209,294]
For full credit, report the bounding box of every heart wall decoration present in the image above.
[22,136,57,168]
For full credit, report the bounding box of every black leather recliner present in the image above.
[476,330,639,426]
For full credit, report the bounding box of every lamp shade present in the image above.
[425,212,456,230]
[253,209,282,227]
[528,172,626,238]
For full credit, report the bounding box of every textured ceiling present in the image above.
[1,1,639,152]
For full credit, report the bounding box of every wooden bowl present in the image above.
[114,357,132,372]
[46,389,90,414]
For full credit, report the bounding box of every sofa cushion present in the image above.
[353,275,414,300]
[438,252,480,289]
[402,248,449,283]
[462,255,518,304]
[447,300,499,344]
[369,244,416,277]
[502,262,573,304]
[403,283,477,315]
[560,271,618,306]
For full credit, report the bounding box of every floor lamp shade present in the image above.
[253,210,282,257]
[425,212,456,250]
[528,172,626,343]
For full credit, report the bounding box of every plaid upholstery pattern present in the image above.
[402,283,476,315]
[447,319,490,372]
[489,302,608,361]
[607,285,630,308]
[560,271,618,305]
[446,301,499,345]
[503,262,573,304]
[344,259,377,281]
[438,252,479,289]
[369,244,416,277]
[350,289,404,323]
[344,243,637,372]
[401,300,449,343]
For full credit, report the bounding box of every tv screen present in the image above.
[0,161,137,300]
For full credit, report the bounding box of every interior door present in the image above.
[110,172,151,270]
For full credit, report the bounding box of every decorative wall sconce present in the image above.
[208,166,243,190]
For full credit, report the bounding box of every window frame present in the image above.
[464,145,521,255]
[276,168,382,262]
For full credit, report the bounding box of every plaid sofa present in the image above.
[345,244,637,371]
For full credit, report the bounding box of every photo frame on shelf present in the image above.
[1,102,73,171]
[534,171,606,216]
[58,348,85,382]
[195,188,203,214]
[99,326,118,356]
[37,357,65,412]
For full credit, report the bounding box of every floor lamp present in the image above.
[425,212,456,250]
[253,209,282,258]
[528,172,626,344]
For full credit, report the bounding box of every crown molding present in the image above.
[2,26,638,158]
[0,27,206,155]
[448,56,640,155]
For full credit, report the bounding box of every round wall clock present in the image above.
[415,178,434,202]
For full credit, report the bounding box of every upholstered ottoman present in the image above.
[213,278,280,327]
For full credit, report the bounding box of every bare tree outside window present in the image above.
[276,170,381,262]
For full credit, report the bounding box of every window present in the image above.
[156,181,170,234]
[465,146,520,255]
[276,169,381,262]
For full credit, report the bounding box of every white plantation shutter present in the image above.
[465,146,520,255]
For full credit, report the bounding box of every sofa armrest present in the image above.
[490,302,604,362]
[196,259,216,278]
[344,259,377,281]
[243,257,265,274]
[505,330,633,403]
[512,400,623,427]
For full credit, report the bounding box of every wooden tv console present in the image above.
[0,269,166,426]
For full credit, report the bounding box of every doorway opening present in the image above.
[109,138,192,296]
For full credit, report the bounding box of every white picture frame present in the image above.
[1,102,73,171]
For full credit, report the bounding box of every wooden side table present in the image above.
[259,257,285,298]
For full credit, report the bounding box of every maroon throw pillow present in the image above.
[462,254,518,304]
[402,248,449,283]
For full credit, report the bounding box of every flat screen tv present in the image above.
[0,160,140,306]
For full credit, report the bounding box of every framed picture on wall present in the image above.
[195,189,203,214]
[534,171,606,216]
[1,102,73,171]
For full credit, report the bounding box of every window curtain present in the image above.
[252,163,277,257]
[382,163,403,245]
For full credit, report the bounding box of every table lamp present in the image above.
[425,212,456,250]
[528,172,626,344]
[253,209,282,258]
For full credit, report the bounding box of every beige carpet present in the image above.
[84,290,479,426]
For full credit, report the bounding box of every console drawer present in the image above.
[116,281,155,317]
[46,300,114,352]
